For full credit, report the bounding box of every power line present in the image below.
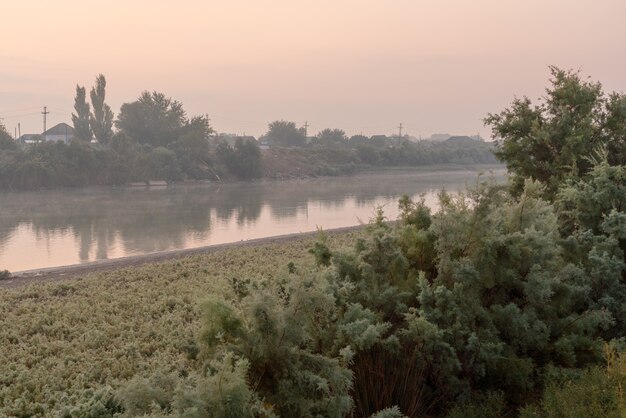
[1,112,41,119]
[0,106,41,115]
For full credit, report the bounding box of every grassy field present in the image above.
[0,230,362,417]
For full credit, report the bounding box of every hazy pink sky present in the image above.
[1,0,625,138]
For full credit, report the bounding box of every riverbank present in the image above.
[0,225,366,289]
[0,135,500,190]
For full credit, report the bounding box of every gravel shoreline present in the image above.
[0,225,364,289]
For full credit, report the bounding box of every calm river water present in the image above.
[0,168,505,272]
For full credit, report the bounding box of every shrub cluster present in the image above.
[0,138,215,190]
[176,159,622,417]
[102,157,624,417]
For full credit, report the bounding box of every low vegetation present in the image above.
[0,232,361,417]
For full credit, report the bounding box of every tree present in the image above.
[0,123,16,150]
[485,67,626,196]
[89,74,114,145]
[263,120,306,147]
[348,134,370,145]
[216,138,263,180]
[72,85,92,142]
[116,91,187,147]
[315,128,347,146]
[172,115,214,178]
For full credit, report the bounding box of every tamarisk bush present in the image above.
[182,160,623,417]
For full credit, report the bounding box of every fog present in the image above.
[1,0,625,138]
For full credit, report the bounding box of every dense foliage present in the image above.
[486,67,626,196]
[90,74,114,145]
[0,129,495,190]
[0,139,214,189]
[116,92,193,147]
[180,156,623,417]
[0,124,16,151]
[262,120,306,147]
[216,138,263,180]
[71,85,92,142]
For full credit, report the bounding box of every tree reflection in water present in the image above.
[0,169,505,270]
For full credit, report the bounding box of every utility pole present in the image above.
[18,123,21,139]
[398,123,403,139]
[303,120,309,139]
[41,106,49,142]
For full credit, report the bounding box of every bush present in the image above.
[168,164,624,416]
[520,346,626,418]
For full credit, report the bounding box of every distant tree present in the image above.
[234,138,262,179]
[71,85,92,142]
[264,120,306,147]
[116,91,187,147]
[0,123,16,150]
[89,74,114,145]
[370,135,389,147]
[172,115,214,178]
[348,134,370,145]
[315,128,347,145]
[485,66,626,196]
[178,115,213,144]
[216,138,262,179]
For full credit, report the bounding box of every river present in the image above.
[0,168,505,272]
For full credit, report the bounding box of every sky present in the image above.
[1,0,625,139]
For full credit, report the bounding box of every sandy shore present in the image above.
[0,225,364,289]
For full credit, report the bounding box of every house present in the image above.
[17,134,41,144]
[43,123,75,144]
[427,133,451,142]
[19,123,76,144]
[445,135,477,144]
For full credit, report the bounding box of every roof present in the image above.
[43,123,75,136]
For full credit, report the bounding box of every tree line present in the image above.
[0,75,497,190]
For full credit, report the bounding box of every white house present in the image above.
[43,123,75,144]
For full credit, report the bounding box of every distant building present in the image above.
[17,134,41,144]
[445,135,476,144]
[258,138,270,150]
[19,123,75,144]
[43,123,75,144]
[427,133,451,142]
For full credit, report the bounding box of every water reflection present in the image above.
[0,169,504,271]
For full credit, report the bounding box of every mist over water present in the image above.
[0,169,505,271]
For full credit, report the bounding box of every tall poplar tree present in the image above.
[71,85,92,141]
[89,74,114,146]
